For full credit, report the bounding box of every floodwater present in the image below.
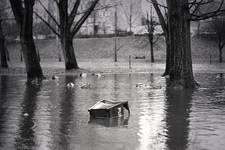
[0,73,225,150]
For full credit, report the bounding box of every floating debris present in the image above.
[216,73,224,79]
[136,83,162,89]
[164,75,170,79]
[23,113,29,117]
[88,100,130,118]
[79,83,92,89]
[52,75,59,80]
[92,73,103,78]
[67,82,75,88]
[136,83,145,88]
[80,73,87,78]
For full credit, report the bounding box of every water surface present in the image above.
[0,73,225,150]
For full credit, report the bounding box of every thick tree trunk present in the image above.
[20,1,43,80]
[20,36,43,80]
[58,1,79,70]
[168,0,196,88]
[9,0,43,80]
[162,38,171,76]
[0,21,8,68]
[61,37,78,70]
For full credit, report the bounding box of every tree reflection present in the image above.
[165,81,194,150]
[15,82,41,150]
[58,76,76,149]
[0,76,8,147]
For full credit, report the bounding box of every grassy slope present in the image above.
[7,35,222,63]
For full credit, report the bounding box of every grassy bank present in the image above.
[6,35,223,63]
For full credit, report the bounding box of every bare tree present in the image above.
[147,0,170,76]
[35,0,99,70]
[211,16,225,63]
[113,5,125,62]
[9,0,44,80]
[149,0,225,88]
[146,7,160,63]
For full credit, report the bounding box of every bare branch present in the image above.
[72,0,99,37]
[146,0,168,9]
[149,0,168,36]
[37,0,60,28]
[117,43,125,52]
[77,4,118,15]
[52,0,59,5]
[68,0,80,28]
[191,0,225,21]
[34,11,61,37]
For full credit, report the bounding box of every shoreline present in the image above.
[1,60,225,76]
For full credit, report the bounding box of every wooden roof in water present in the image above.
[89,100,129,110]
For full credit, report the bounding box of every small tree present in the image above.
[147,0,170,75]
[9,0,44,80]
[211,16,225,63]
[114,5,125,62]
[146,7,160,63]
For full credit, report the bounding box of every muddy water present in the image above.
[0,73,225,150]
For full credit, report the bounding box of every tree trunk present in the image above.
[58,1,79,70]
[6,47,10,62]
[20,1,43,80]
[114,37,117,62]
[219,47,223,63]
[0,21,8,68]
[162,37,171,76]
[61,37,78,70]
[20,36,43,80]
[148,34,154,63]
[150,41,154,63]
[20,49,23,62]
[168,0,196,88]
[9,0,44,80]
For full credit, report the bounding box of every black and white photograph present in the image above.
[1,0,225,149]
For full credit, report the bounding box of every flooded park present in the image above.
[2,0,225,149]
[1,73,225,150]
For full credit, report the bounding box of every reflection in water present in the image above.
[165,83,193,150]
[137,74,167,150]
[89,116,129,127]
[113,74,119,101]
[0,76,8,147]
[57,76,76,150]
[15,82,41,150]
[1,74,225,150]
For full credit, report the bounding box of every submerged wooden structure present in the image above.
[88,100,130,118]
